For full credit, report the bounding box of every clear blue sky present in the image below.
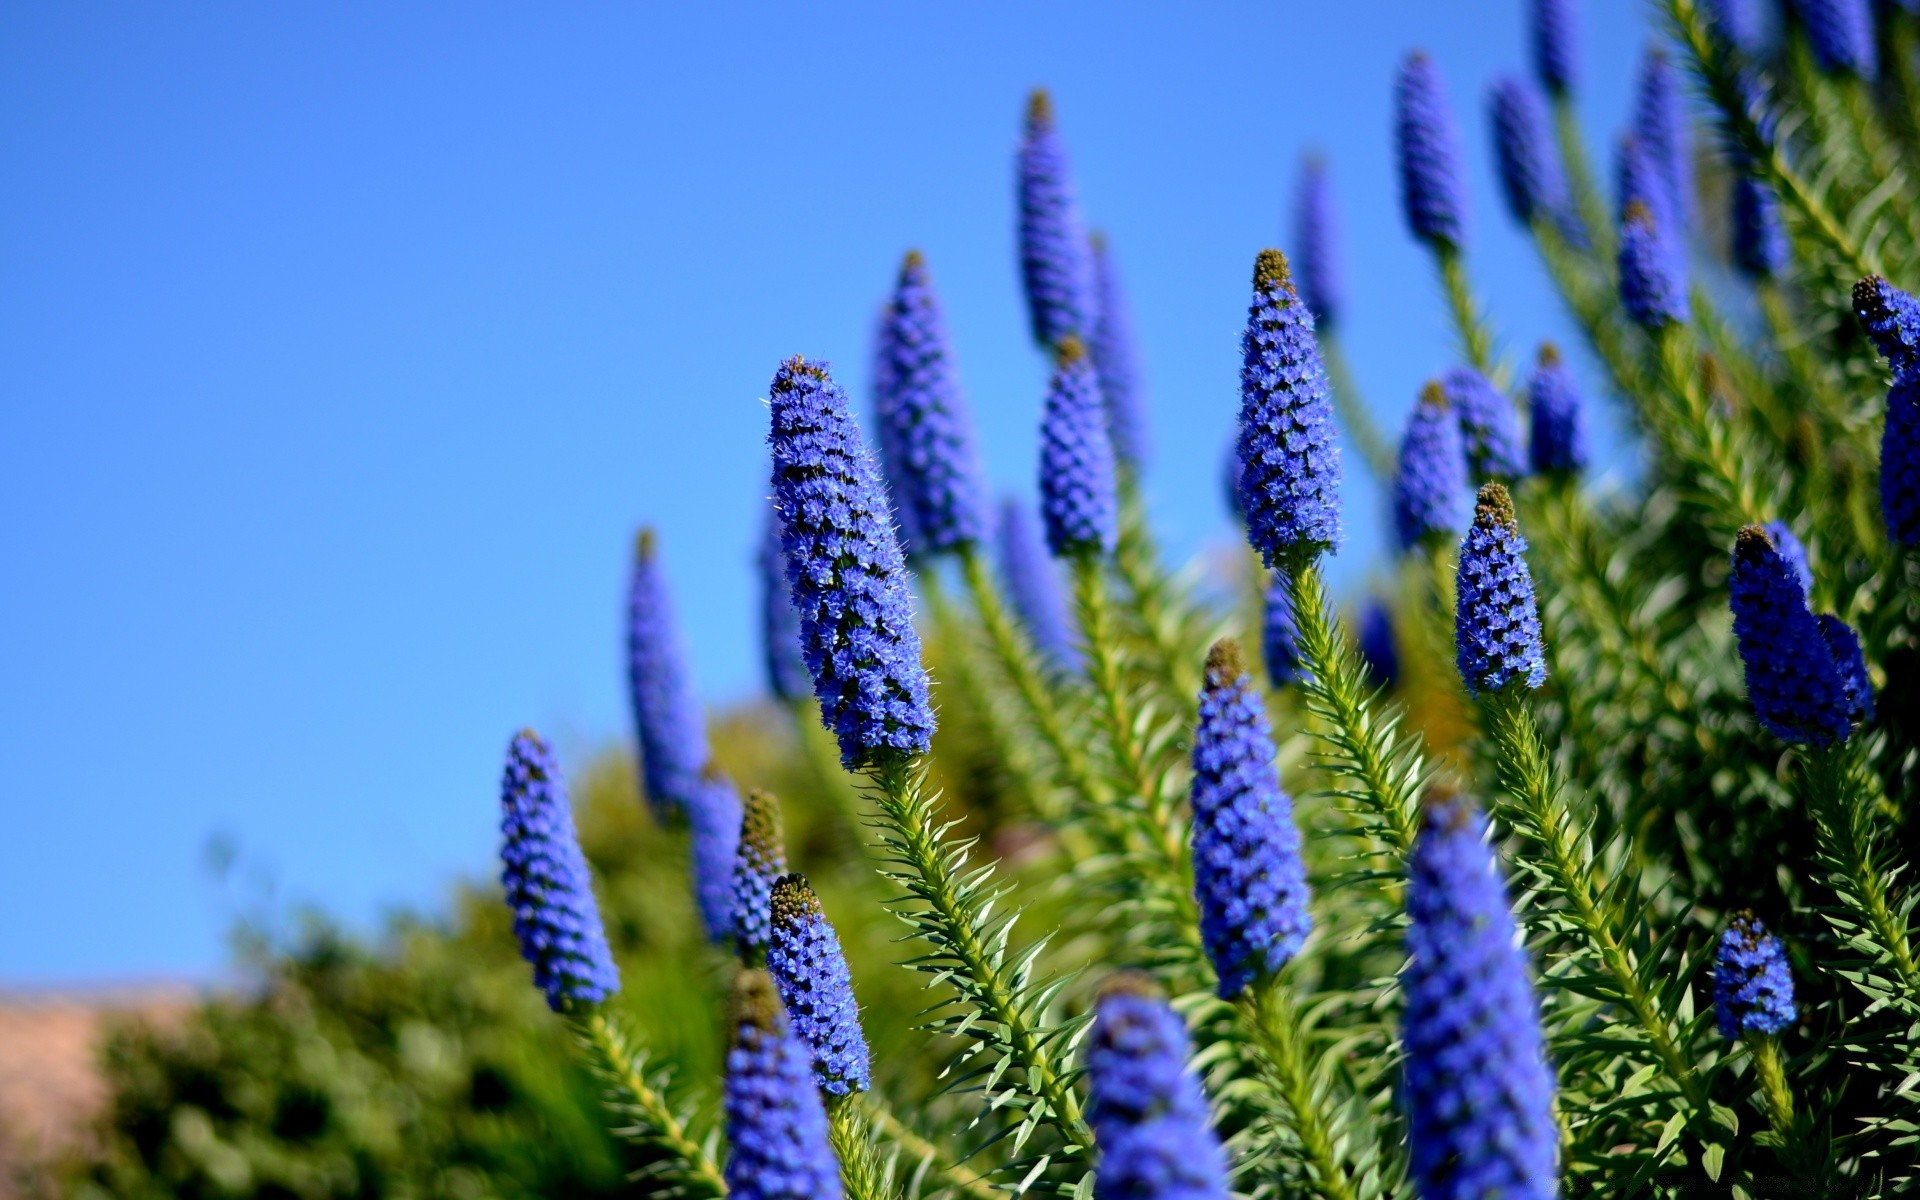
[1,2,1656,982]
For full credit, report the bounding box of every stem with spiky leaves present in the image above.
[861,1096,998,1200]
[1436,246,1501,382]
[1651,324,1776,537]
[828,1097,897,1200]
[1238,980,1360,1200]
[1745,1035,1815,1185]
[1112,480,1205,708]
[570,1010,727,1197]
[1552,97,1614,261]
[1801,742,1920,1011]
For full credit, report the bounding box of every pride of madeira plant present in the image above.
[485,4,1920,1198]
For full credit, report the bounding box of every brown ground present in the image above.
[0,988,194,1198]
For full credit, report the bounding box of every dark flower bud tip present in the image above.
[1253,247,1292,295]
[1204,636,1245,686]
[731,788,788,962]
[731,967,786,1041]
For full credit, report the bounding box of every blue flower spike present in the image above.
[731,787,788,966]
[1396,52,1468,251]
[1490,77,1575,240]
[1086,973,1232,1200]
[1729,525,1873,744]
[689,768,744,946]
[723,970,845,1200]
[1633,48,1691,232]
[1715,912,1798,1041]
[1854,275,1920,379]
[997,495,1078,671]
[1445,367,1528,484]
[1039,336,1120,559]
[1455,483,1548,697]
[1394,380,1471,551]
[1527,343,1588,476]
[1235,249,1343,569]
[1190,639,1312,998]
[627,527,712,820]
[1359,600,1402,692]
[767,873,871,1097]
[1619,200,1690,330]
[1883,375,1920,548]
[768,356,936,769]
[1293,156,1344,332]
[1017,89,1095,350]
[1532,0,1578,98]
[1090,232,1151,472]
[498,730,620,1013]
[1403,790,1559,1200]
[1790,0,1877,78]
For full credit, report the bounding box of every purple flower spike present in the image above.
[1455,485,1548,696]
[872,251,990,557]
[1732,174,1789,279]
[1086,975,1232,1200]
[1714,912,1797,1039]
[1293,157,1345,332]
[689,770,744,945]
[1090,233,1151,471]
[1789,0,1877,78]
[1403,793,1558,1200]
[1190,640,1312,998]
[1527,344,1588,476]
[724,972,844,1200]
[1017,90,1095,349]
[1359,600,1401,691]
[758,512,809,703]
[997,495,1078,671]
[1038,338,1119,558]
[1619,201,1690,330]
[731,787,787,963]
[1235,250,1343,567]
[1853,275,1920,378]
[1444,367,1528,484]
[1633,49,1691,233]
[627,529,712,820]
[768,873,871,1096]
[498,730,620,1012]
[1394,381,1471,551]
[1531,0,1578,97]
[1730,525,1871,744]
[768,357,936,769]
[1884,375,1920,547]
[1490,77,1577,243]
[1396,52,1469,251]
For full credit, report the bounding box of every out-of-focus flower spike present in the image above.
[1394,381,1471,551]
[1038,336,1119,558]
[1527,343,1588,476]
[627,528,712,820]
[1017,89,1095,349]
[1729,525,1866,744]
[731,787,787,964]
[871,251,990,556]
[996,496,1078,671]
[768,357,936,768]
[1190,640,1312,997]
[1531,0,1578,97]
[1455,484,1548,696]
[1090,233,1150,472]
[1359,599,1401,691]
[724,970,844,1200]
[1852,275,1920,378]
[1403,791,1558,1200]
[1396,52,1469,251]
[1714,912,1797,1039]
[1444,367,1528,483]
[1764,519,1813,597]
[1262,574,1308,689]
[1701,0,1763,55]
[1818,614,1875,726]
[1790,0,1877,78]
[1619,200,1690,330]
[1222,438,1245,522]
[1086,974,1232,1200]
[1292,156,1344,331]
[499,730,620,1012]
[1633,48,1691,232]
[1235,249,1343,567]
[1732,174,1789,279]
[689,769,744,945]
[758,511,810,703]
[1490,77,1578,244]
[767,873,871,1097]
[1883,375,1920,547]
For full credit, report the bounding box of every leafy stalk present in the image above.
[862,1095,999,1200]
[828,1097,898,1200]
[1552,97,1615,261]
[1112,481,1207,708]
[570,1010,728,1197]
[1801,741,1920,1012]
[1435,246,1501,381]
[1238,981,1360,1200]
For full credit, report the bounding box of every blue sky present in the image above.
[0,2,1657,982]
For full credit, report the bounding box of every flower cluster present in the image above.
[766,873,870,1097]
[1729,525,1872,745]
[1235,250,1342,566]
[626,528,712,819]
[1085,975,1231,1200]
[1455,484,1547,695]
[723,971,844,1200]
[1714,913,1797,1040]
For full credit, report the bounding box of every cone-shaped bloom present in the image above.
[1619,201,1690,329]
[868,309,922,556]
[1017,90,1094,349]
[1615,135,1673,231]
[1396,52,1468,250]
[1235,250,1343,566]
[1490,78,1576,241]
[1403,793,1558,1200]
[690,770,744,945]
[1262,575,1308,689]
[1729,525,1870,744]
[1790,0,1877,77]
[1527,344,1588,475]
[1292,157,1344,331]
[1086,974,1232,1200]
[627,529,712,819]
[1885,375,1920,547]
[1456,484,1548,696]
[1359,600,1401,691]
[997,496,1078,671]
[731,788,788,963]
[872,252,990,557]
[1091,234,1150,471]
[1853,275,1920,378]
[1701,0,1762,54]
[759,512,809,702]
[723,971,844,1200]
[1190,640,1312,997]
[767,357,936,768]
[767,873,870,1097]
[1531,0,1577,97]
[1039,338,1118,558]
[1444,367,1528,483]
[1732,174,1789,279]
[498,730,620,1012]
[1764,519,1812,597]
[1633,49,1691,232]
[1395,381,1472,551]
[1715,913,1797,1039]
[1819,613,1876,726]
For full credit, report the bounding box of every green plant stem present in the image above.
[828,1097,896,1200]
[1553,97,1614,262]
[1478,688,1709,1117]
[1531,222,1653,413]
[1436,246,1500,381]
[1746,1035,1810,1179]
[1112,481,1205,707]
[1238,981,1358,1200]
[571,1010,728,1197]
[1652,323,1773,536]
[861,1096,998,1200]
[1320,333,1394,483]
[924,568,1048,819]
[866,755,1095,1156]
[1803,743,1920,1004]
